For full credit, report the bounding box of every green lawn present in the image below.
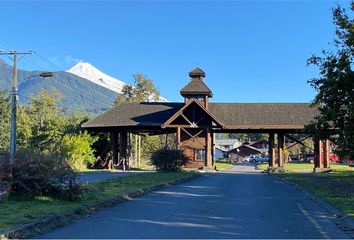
[215,161,233,171]
[0,171,198,232]
[256,163,354,218]
[256,162,352,172]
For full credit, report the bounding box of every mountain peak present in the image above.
[68,61,96,72]
[67,62,125,93]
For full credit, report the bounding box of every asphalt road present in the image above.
[38,164,349,239]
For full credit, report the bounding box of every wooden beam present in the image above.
[284,135,313,150]
[181,113,193,125]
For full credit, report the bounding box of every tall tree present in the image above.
[114,73,162,165]
[0,90,10,154]
[28,90,66,153]
[115,73,160,105]
[307,1,354,158]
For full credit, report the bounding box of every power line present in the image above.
[0,50,33,164]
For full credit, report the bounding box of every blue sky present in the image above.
[0,0,346,103]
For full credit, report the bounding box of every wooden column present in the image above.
[138,135,141,168]
[177,127,181,150]
[111,131,119,166]
[205,128,212,168]
[211,132,215,166]
[277,133,284,169]
[323,139,331,169]
[313,138,322,170]
[134,134,138,168]
[268,132,275,169]
[119,131,128,169]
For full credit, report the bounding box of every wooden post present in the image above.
[277,133,284,169]
[119,131,128,170]
[111,131,119,166]
[177,127,181,149]
[134,134,138,168]
[138,135,141,168]
[127,132,131,170]
[323,139,331,169]
[212,132,215,166]
[268,132,275,169]
[313,138,322,170]
[205,128,212,169]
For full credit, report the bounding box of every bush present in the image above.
[0,156,12,202]
[60,132,98,171]
[11,149,81,200]
[151,149,187,171]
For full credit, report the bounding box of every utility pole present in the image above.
[0,50,33,164]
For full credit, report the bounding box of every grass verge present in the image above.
[0,171,198,233]
[256,162,351,172]
[215,161,233,171]
[258,163,354,218]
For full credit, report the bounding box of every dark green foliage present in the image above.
[60,132,98,171]
[114,73,160,105]
[307,1,354,159]
[0,156,12,202]
[11,149,80,200]
[151,149,187,171]
[0,89,10,154]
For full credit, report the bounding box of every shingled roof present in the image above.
[83,102,318,130]
[208,103,319,129]
[180,67,213,97]
[82,102,183,128]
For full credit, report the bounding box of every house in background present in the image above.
[214,139,242,160]
[249,140,269,154]
[228,145,262,161]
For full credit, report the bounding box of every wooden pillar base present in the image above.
[267,166,285,173]
[313,167,332,173]
[203,166,217,172]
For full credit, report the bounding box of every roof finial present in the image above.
[188,66,205,78]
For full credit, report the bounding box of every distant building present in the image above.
[249,140,269,155]
[214,139,242,160]
[229,145,262,161]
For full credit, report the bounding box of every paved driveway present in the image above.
[38,164,349,239]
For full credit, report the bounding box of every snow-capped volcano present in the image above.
[67,61,167,102]
[67,62,125,93]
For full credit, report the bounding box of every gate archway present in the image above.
[83,68,332,172]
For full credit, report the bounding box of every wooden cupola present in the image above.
[180,67,213,109]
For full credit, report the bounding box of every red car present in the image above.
[330,154,339,163]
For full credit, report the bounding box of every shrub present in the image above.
[11,149,81,200]
[60,132,98,171]
[0,155,12,202]
[150,149,187,171]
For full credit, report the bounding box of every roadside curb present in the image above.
[0,172,200,239]
[271,174,354,239]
